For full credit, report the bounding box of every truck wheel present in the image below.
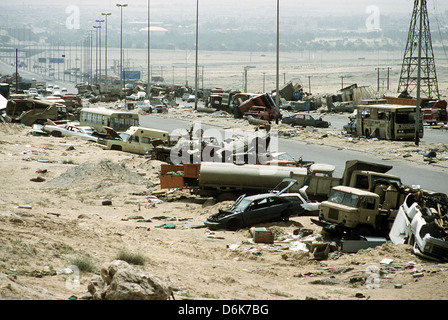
[281,210,291,222]
[226,219,241,231]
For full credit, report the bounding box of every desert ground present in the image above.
[1,101,448,302]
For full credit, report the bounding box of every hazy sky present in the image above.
[10,0,448,17]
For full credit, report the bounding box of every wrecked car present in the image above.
[42,122,99,142]
[282,113,330,128]
[204,179,300,230]
[389,191,448,262]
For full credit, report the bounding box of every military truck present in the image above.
[98,126,174,155]
[312,160,408,239]
[312,184,403,239]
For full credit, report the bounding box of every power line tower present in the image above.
[398,0,440,99]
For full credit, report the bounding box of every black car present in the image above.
[204,179,299,231]
[282,113,330,128]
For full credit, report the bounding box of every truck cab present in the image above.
[317,186,382,237]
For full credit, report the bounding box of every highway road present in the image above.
[140,113,448,193]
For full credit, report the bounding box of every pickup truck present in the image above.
[98,126,173,155]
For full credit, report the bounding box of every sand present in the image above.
[1,110,448,301]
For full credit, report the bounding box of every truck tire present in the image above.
[281,210,291,222]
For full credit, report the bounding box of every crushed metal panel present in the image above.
[341,237,388,253]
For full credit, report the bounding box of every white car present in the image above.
[42,124,99,142]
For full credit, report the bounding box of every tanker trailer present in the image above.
[195,162,309,202]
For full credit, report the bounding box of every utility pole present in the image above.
[117,4,128,99]
[415,0,423,146]
[102,13,111,89]
[339,76,344,89]
[194,0,199,110]
[150,0,153,99]
[275,0,280,124]
[15,48,18,93]
[308,76,312,94]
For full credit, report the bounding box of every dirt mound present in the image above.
[46,159,148,189]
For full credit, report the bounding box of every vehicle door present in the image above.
[359,196,378,225]
[140,136,154,154]
[242,198,272,226]
[304,114,314,126]
[295,114,305,126]
[123,134,140,153]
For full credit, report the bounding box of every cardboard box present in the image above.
[251,227,274,244]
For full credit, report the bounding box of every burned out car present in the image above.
[205,179,302,230]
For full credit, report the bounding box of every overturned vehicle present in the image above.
[389,191,448,262]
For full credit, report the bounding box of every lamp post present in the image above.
[96,19,104,84]
[102,13,111,89]
[93,25,100,83]
[275,0,280,125]
[147,0,151,97]
[194,0,199,110]
[117,3,128,99]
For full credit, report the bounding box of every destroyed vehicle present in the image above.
[42,122,99,142]
[312,185,397,239]
[98,126,174,156]
[187,95,196,103]
[389,192,448,262]
[204,179,300,231]
[282,113,330,128]
[343,118,357,134]
[5,99,71,126]
[263,152,315,167]
[279,186,321,215]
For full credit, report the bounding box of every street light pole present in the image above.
[415,0,423,147]
[93,25,100,83]
[194,0,199,110]
[117,3,128,99]
[96,19,104,84]
[275,0,280,125]
[102,13,111,90]
[147,0,151,98]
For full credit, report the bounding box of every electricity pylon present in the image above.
[398,0,440,99]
